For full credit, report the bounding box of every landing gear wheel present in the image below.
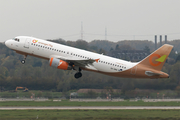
[21,55,27,64]
[21,60,25,64]
[74,72,82,79]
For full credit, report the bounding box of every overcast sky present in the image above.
[0,0,180,42]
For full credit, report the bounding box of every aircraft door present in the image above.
[130,66,137,75]
[24,38,31,48]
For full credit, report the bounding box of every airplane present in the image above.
[4,36,173,79]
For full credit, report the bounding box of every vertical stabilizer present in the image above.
[139,44,173,71]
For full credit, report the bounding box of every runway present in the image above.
[1,106,180,110]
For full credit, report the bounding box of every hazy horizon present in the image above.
[1,0,180,42]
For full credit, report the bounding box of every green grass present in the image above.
[0,109,180,120]
[1,100,180,106]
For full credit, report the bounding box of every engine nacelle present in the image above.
[49,58,72,70]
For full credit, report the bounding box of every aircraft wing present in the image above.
[50,55,98,67]
[67,59,95,67]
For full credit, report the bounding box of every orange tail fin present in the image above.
[139,44,173,71]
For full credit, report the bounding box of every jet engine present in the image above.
[49,58,72,70]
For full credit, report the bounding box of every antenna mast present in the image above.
[81,22,83,40]
[105,27,107,40]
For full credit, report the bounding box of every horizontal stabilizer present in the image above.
[145,71,162,76]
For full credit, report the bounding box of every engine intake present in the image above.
[49,58,72,70]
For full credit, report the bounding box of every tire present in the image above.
[74,72,82,79]
[21,60,25,64]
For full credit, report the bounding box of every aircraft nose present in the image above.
[5,40,8,46]
[5,40,11,47]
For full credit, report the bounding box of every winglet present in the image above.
[95,58,100,63]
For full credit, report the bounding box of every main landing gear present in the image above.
[74,68,82,79]
[21,55,27,64]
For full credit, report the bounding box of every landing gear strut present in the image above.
[21,55,27,64]
[74,68,82,79]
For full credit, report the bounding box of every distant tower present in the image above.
[160,35,162,47]
[155,35,157,50]
[165,35,167,44]
[105,27,107,40]
[81,22,83,40]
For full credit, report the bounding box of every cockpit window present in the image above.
[13,38,20,42]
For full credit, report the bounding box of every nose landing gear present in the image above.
[21,60,25,64]
[21,55,27,64]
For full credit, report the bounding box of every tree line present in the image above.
[0,39,180,92]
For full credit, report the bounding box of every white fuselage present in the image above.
[5,36,171,79]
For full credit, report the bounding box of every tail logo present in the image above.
[149,54,167,67]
